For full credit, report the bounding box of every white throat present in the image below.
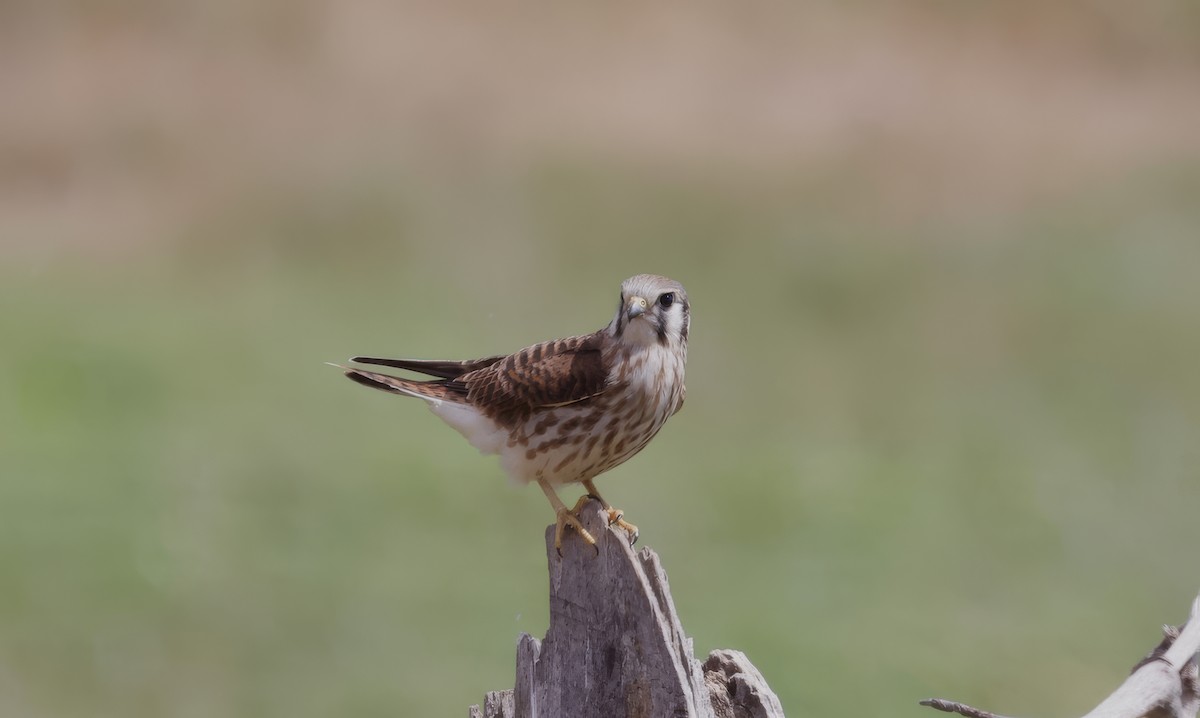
[621,317,661,347]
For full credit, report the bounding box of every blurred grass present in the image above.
[4,160,1200,717]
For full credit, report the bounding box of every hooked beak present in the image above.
[626,296,648,319]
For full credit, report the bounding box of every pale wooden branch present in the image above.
[470,499,784,718]
[923,591,1200,718]
[920,697,1020,718]
[1082,595,1200,718]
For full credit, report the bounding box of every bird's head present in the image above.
[608,274,690,350]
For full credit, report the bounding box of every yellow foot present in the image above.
[604,507,639,546]
[569,495,637,545]
[579,479,640,546]
[554,506,597,556]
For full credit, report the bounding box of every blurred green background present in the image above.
[3,2,1200,716]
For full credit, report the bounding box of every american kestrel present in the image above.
[337,274,689,552]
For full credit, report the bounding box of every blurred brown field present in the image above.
[4,1,1199,258]
[2,2,1200,717]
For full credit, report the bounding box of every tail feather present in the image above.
[332,363,464,404]
[344,369,409,395]
[350,355,502,380]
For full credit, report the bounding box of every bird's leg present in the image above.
[537,478,596,555]
[581,479,639,545]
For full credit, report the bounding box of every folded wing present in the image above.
[342,332,611,425]
[459,333,611,427]
[350,355,505,380]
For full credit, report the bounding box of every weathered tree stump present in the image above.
[470,499,784,718]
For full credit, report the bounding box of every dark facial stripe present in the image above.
[682,303,690,341]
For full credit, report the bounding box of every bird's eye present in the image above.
[658,292,675,309]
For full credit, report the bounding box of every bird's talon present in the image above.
[553,506,597,556]
[604,508,639,545]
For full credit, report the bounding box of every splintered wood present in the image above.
[470,500,784,718]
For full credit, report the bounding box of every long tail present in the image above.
[328,363,464,404]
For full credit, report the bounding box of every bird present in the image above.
[336,274,689,553]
